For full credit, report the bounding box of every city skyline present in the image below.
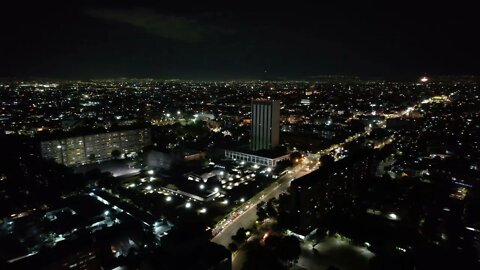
[1,2,480,270]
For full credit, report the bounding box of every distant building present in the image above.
[41,128,151,166]
[225,149,289,167]
[146,148,206,170]
[250,99,280,151]
[300,98,311,106]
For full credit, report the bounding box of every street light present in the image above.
[185,202,192,209]
[165,196,172,202]
[199,184,205,190]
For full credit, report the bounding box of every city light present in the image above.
[2,8,477,269]
[388,213,399,220]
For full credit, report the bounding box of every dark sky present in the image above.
[1,1,478,80]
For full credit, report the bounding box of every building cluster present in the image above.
[1,77,480,269]
[274,80,480,269]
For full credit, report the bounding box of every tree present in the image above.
[228,243,238,252]
[256,202,268,221]
[232,227,247,243]
[111,149,121,159]
[278,235,301,263]
[265,198,279,218]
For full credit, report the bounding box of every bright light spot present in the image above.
[240,198,245,203]
[165,196,172,202]
[240,161,245,165]
[420,76,429,82]
[166,113,171,117]
[147,170,154,175]
[185,202,192,208]
[365,242,371,247]
[388,213,398,220]
[177,111,181,115]
[466,227,479,232]
[266,167,272,173]
[245,231,251,236]
[199,208,207,214]
[219,171,224,176]
[145,185,152,190]
[222,199,229,205]
[214,187,220,193]
[199,184,205,190]
[57,145,62,149]
[104,210,110,216]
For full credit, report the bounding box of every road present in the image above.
[212,165,312,247]
[211,130,371,248]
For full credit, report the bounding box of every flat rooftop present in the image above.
[226,145,288,159]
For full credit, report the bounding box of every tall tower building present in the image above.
[250,99,280,151]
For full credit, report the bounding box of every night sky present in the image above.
[1,1,478,80]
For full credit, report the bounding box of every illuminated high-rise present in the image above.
[250,99,280,151]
